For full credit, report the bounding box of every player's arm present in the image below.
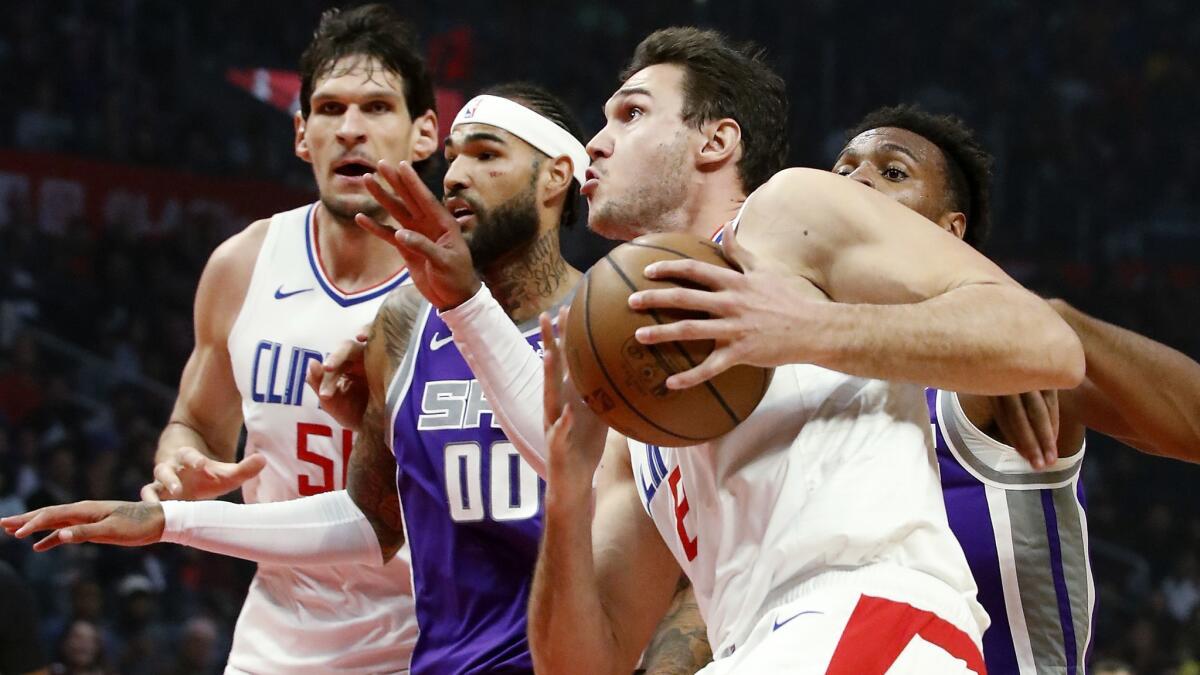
[639,578,712,674]
[530,314,682,674]
[4,288,425,566]
[1051,300,1200,461]
[144,221,270,502]
[634,168,1084,395]
[345,285,425,559]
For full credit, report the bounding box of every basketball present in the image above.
[564,232,772,447]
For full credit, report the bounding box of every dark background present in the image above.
[0,1,1197,673]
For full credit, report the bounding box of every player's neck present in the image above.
[314,205,405,290]
[682,177,746,239]
[482,228,581,325]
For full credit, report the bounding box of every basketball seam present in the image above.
[582,262,711,443]
[603,252,743,427]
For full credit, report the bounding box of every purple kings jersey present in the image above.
[387,303,546,675]
[929,388,1095,675]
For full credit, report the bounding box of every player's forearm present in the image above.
[441,285,548,476]
[809,284,1084,395]
[530,483,621,674]
[160,490,384,566]
[1053,300,1200,461]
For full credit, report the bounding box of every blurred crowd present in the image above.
[1,1,1197,673]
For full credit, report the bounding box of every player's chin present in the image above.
[325,194,385,222]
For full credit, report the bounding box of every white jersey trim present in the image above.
[937,390,1084,490]
[303,204,411,307]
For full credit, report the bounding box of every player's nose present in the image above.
[443,161,470,194]
[586,126,612,161]
[336,105,369,145]
[847,163,875,190]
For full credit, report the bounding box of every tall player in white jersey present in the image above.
[523,28,1086,674]
[134,6,436,672]
[832,104,1200,674]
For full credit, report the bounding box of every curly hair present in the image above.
[847,105,994,249]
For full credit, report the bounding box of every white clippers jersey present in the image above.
[226,203,417,673]
[629,365,990,659]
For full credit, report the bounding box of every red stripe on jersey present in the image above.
[825,595,986,675]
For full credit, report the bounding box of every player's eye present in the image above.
[882,167,908,181]
[317,102,345,115]
[833,165,853,176]
[477,151,496,161]
[365,101,391,114]
[625,106,643,121]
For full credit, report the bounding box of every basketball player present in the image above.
[7,84,660,674]
[317,27,1084,673]
[832,104,1200,674]
[378,27,1080,673]
[19,6,436,673]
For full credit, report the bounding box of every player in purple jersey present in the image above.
[831,104,1200,674]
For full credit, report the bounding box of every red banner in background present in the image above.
[0,150,314,239]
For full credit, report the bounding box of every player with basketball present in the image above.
[386,28,1079,673]
[322,27,1084,673]
[831,104,1200,673]
[6,6,435,673]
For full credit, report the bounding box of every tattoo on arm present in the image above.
[347,286,424,562]
[348,402,406,561]
[640,579,712,675]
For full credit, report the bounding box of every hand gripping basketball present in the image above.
[356,159,482,311]
[629,223,805,389]
[564,230,771,446]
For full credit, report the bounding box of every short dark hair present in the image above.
[622,27,789,193]
[847,105,994,249]
[298,4,436,121]
[480,82,585,229]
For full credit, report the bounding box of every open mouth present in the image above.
[334,160,374,177]
[444,197,476,224]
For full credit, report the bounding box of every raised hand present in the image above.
[542,309,608,484]
[357,160,481,310]
[990,390,1061,470]
[2,501,164,552]
[139,447,266,503]
[628,223,813,389]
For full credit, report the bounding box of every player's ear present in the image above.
[940,211,967,240]
[294,111,311,163]
[542,154,574,206]
[697,117,742,172]
[409,110,439,163]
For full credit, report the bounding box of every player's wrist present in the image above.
[439,277,485,313]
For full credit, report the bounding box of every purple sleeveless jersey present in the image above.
[928,388,1095,675]
[387,303,545,675]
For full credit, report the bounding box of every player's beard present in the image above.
[459,186,539,270]
[588,130,690,241]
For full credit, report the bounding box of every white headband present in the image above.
[452,95,589,184]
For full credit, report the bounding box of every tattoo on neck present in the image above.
[488,229,569,321]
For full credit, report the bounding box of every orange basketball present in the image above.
[564,232,772,447]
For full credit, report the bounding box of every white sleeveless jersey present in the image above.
[226,203,416,673]
[629,365,990,659]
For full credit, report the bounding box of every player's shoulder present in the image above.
[206,218,272,276]
[374,284,429,358]
[743,168,862,222]
[192,218,274,340]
